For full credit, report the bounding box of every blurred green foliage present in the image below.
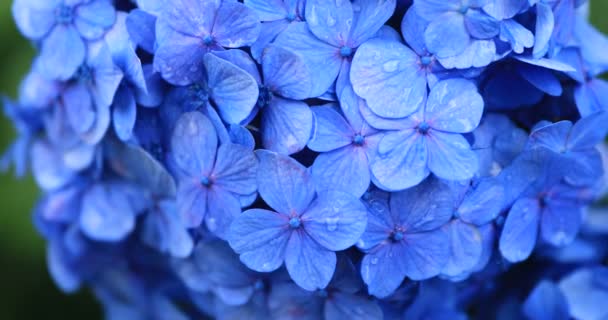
[0,1,606,320]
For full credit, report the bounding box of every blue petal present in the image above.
[575,79,608,117]
[256,150,315,215]
[39,25,85,80]
[311,146,370,198]
[371,130,429,191]
[205,52,259,124]
[349,0,396,46]
[361,244,407,298]
[533,2,554,59]
[261,97,313,155]
[11,0,56,39]
[308,104,354,152]
[400,229,450,280]
[212,143,258,196]
[358,192,394,250]
[159,0,218,37]
[457,179,504,225]
[523,281,569,320]
[424,12,469,58]
[135,65,165,108]
[228,124,256,150]
[213,1,261,48]
[401,7,429,56]
[176,182,207,229]
[483,0,528,19]
[305,0,354,47]
[441,220,482,277]
[228,209,291,272]
[517,63,562,96]
[263,45,313,100]
[499,198,540,263]
[74,0,116,40]
[31,140,75,191]
[47,242,81,293]
[126,9,156,54]
[62,83,95,134]
[112,85,137,141]
[79,183,143,242]
[212,48,262,84]
[540,202,582,247]
[425,79,483,133]
[390,177,455,232]
[414,0,460,20]
[325,292,383,320]
[567,112,608,150]
[170,112,217,177]
[464,9,499,39]
[244,0,288,21]
[528,120,571,152]
[205,186,242,239]
[426,131,478,181]
[558,267,608,320]
[350,39,425,118]
[499,20,534,54]
[285,231,336,291]
[88,43,124,109]
[153,21,208,85]
[437,39,496,69]
[141,200,193,258]
[250,19,289,62]
[301,190,367,251]
[274,22,343,98]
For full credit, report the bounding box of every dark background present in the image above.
[0,1,606,319]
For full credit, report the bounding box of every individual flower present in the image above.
[274,0,396,98]
[357,178,455,298]
[369,79,484,191]
[414,0,500,68]
[154,0,261,85]
[245,0,306,61]
[170,112,258,238]
[12,0,116,80]
[228,151,367,291]
[307,97,381,198]
[221,45,314,154]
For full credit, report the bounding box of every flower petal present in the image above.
[212,143,258,195]
[170,112,218,177]
[11,0,56,39]
[523,281,569,320]
[261,97,313,155]
[425,79,483,133]
[301,190,367,251]
[213,1,261,48]
[350,39,426,118]
[141,200,193,258]
[540,201,582,247]
[499,198,540,263]
[39,25,85,80]
[427,131,478,181]
[311,146,370,198]
[112,86,137,141]
[228,209,291,272]
[308,104,354,152]
[361,244,407,298]
[285,231,336,291]
[424,12,470,58]
[263,45,313,100]
[401,229,450,280]
[244,0,288,21]
[349,0,396,46]
[325,292,383,320]
[205,187,242,239]
[305,0,354,47]
[441,220,482,277]
[74,0,116,40]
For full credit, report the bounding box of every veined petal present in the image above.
[441,220,482,277]
[212,143,258,196]
[213,1,261,48]
[305,0,354,47]
[261,97,313,155]
[308,104,354,152]
[170,112,218,177]
[176,181,208,228]
[540,201,582,247]
[426,131,478,181]
[205,187,242,239]
[349,0,396,47]
[425,79,483,133]
[400,229,450,280]
[285,231,336,291]
[499,198,540,263]
[154,22,207,86]
[311,146,370,198]
[263,45,313,100]
[244,0,288,21]
[424,12,470,58]
[361,244,407,298]
[39,25,85,80]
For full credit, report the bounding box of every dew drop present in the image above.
[326,14,336,27]
[207,217,217,231]
[370,257,379,265]
[382,60,400,72]
[325,217,339,231]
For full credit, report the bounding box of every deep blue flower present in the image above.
[245,0,306,61]
[12,0,116,80]
[228,151,367,291]
[368,79,484,191]
[307,98,382,198]
[274,0,396,98]
[153,0,261,86]
[170,112,258,238]
[414,0,500,68]
[358,178,454,298]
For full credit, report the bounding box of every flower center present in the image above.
[340,46,353,58]
[257,86,273,108]
[420,56,433,66]
[392,231,404,242]
[417,122,431,135]
[353,134,365,146]
[202,35,214,45]
[289,217,301,229]
[200,176,212,187]
[55,5,74,24]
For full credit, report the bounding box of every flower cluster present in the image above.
[4,0,608,319]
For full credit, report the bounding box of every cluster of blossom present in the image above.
[3,0,608,319]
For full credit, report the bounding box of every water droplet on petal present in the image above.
[326,14,336,27]
[325,217,339,231]
[370,257,379,265]
[382,60,400,72]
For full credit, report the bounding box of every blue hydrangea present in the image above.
[4,0,608,318]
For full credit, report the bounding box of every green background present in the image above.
[0,1,606,319]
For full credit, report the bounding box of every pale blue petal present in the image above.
[251,19,289,61]
[414,0,460,20]
[308,104,354,152]
[457,179,504,225]
[62,83,95,134]
[74,0,116,40]
[256,150,315,215]
[261,97,313,155]
[285,231,336,291]
[170,112,218,177]
[441,220,482,277]
[500,20,534,54]
[159,0,218,37]
[244,0,288,21]
[311,146,370,198]
[533,2,554,59]
[528,120,571,152]
[205,187,242,239]
[464,9,499,39]
[499,198,540,262]
[141,201,193,258]
[31,140,75,191]
[425,79,483,133]
[301,190,367,251]
[176,181,207,228]
[401,7,429,56]
[213,1,261,48]
[263,45,313,100]
[126,9,156,53]
[11,0,56,39]
[349,0,396,46]
[350,38,425,118]
[427,131,478,181]
[212,143,258,195]
[112,86,137,141]
[228,209,291,272]
[39,25,85,80]
[305,0,354,47]
[424,12,469,58]
[437,39,496,69]
[361,244,406,298]
[567,111,608,150]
